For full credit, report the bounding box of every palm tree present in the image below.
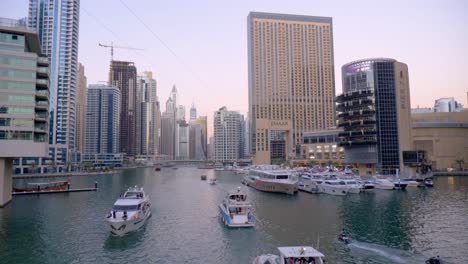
[455,159,465,171]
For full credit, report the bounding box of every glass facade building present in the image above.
[336,58,412,175]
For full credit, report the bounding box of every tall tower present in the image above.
[136,71,159,156]
[190,103,197,120]
[85,84,121,154]
[247,12,335,164]
[214,107,242,162]
[337,58,411,175]
[109,61,137,156]
[75,63,87,154]
[28,0,80,166]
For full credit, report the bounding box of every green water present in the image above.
[1,168,467,263]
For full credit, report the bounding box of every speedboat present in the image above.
[254,246,325,264]
[320,180,349,195]
[424,178,434,187]
[200,175,207,180]
[392,180,408,190]
[400,178,419,187]
[106,186,151,236]
[219,187,254,227]
[361,180,375,190]
[244,169,298,195]
[338,233,351,244]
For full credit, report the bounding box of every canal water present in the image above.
[1,167,467,263]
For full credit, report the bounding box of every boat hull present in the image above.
[244,177,297,195]
[298,183,321,194]
[320,185,348,196]
[107,211,151,236]
[219,205,254,228]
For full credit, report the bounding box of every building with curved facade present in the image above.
[336,58,412,175]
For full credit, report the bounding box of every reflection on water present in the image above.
[0,168,467,263]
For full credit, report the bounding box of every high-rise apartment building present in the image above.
[175,120,189,160]
[85,84,120,154]
[136,71,159,157]
[28,0,80,169]
[75,63,86,154]
[0,18,50,205]
[214,106,242,162]
[336,58,412,175]
[247,12,336,164]
[109,61,137,156]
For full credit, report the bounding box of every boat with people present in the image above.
[319,180,349,196]
[243,169,298,195]
[13,180,70,193]
[254,246,325,264]
[338,228,351,244]
[105,186,151,236]
[219,187,254,227]
[209,177,217,185]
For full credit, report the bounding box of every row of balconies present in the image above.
[336,89,374,102]
[337,108,375,118]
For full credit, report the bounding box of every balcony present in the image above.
[35,113,48,121]
[35,100,48,110]
[35,90,49,99]
[37,56,49,66]
[36,79,48,87]
[34,124,47,133]
[37,67,49,77]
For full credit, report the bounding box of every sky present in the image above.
[1,0,467,128]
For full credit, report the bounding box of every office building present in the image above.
[190,103,196,120]
[84,84,120,154]
[248,12,336,164]
[175,120,189,160]
[189,115,207,160]
[0,18,50,206]
[136,71,159,157]
[299,129,345,165]
[433,97,463,113]
[28,0,80,169]
[75,63,86,155]
[214,106,242,162]
[336,58,412,175]
[109,60,137,156]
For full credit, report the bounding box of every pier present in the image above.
[12,182,98,196]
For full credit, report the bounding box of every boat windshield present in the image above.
[276,175,289,180]
[346,181,357,184]
[326,181,340,185]
[113,205,138,211]
[124,191,143,198]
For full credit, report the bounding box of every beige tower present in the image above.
[247,12,336,164]
[75,63,87,153]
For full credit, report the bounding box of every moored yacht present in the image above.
[219,187,254,227]
[254,246,325,264]
[374,178,396,190]
[320,180,349,196]
[340,179,361,193]
[243,169,298,195]
[106,186,151,236]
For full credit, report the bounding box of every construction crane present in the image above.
[98,42,143,61]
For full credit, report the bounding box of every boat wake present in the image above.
[347,241,426,264]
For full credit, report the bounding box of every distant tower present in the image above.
[190,103,197,120]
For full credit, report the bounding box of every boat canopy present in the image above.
[278,247,324,258]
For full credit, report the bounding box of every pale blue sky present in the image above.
[2,0,467,120]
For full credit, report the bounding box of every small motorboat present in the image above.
[200,175,207,180]
[424,178,434,187]
[254,246,325,264]
[426,256,441,264]
[338,233,351,244]
[106,186,151,236]
[209,178,217,185]
[154,164,161,171]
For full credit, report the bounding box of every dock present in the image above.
[12,182,98,196]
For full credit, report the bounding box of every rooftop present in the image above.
[278,246,324,258]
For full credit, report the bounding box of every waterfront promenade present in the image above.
[12,170,118,179]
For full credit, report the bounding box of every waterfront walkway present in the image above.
[12,170,118,179]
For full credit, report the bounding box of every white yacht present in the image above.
[219,187,254,227]
[254,246,325,264]
[401,178,419,187]
[106,186,151,236]
[298,175,323,194]
[209,177,217,185]
[340,179,362,193]
[320,180,349,196]
[243,169,298,195]
[374,178,395,190]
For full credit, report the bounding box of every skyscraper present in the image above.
[189,116,207,160]
[28,0,80,168]
[109,61,137,156]
[136,71,159,157]
[159,96,176,159]
[190,103,197,120]
[85,84,120,154]
[247,12,336,164]
[75,63,87,155]
[214,107,242,162]
[336,58,412,175]
[0,18,50,205]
